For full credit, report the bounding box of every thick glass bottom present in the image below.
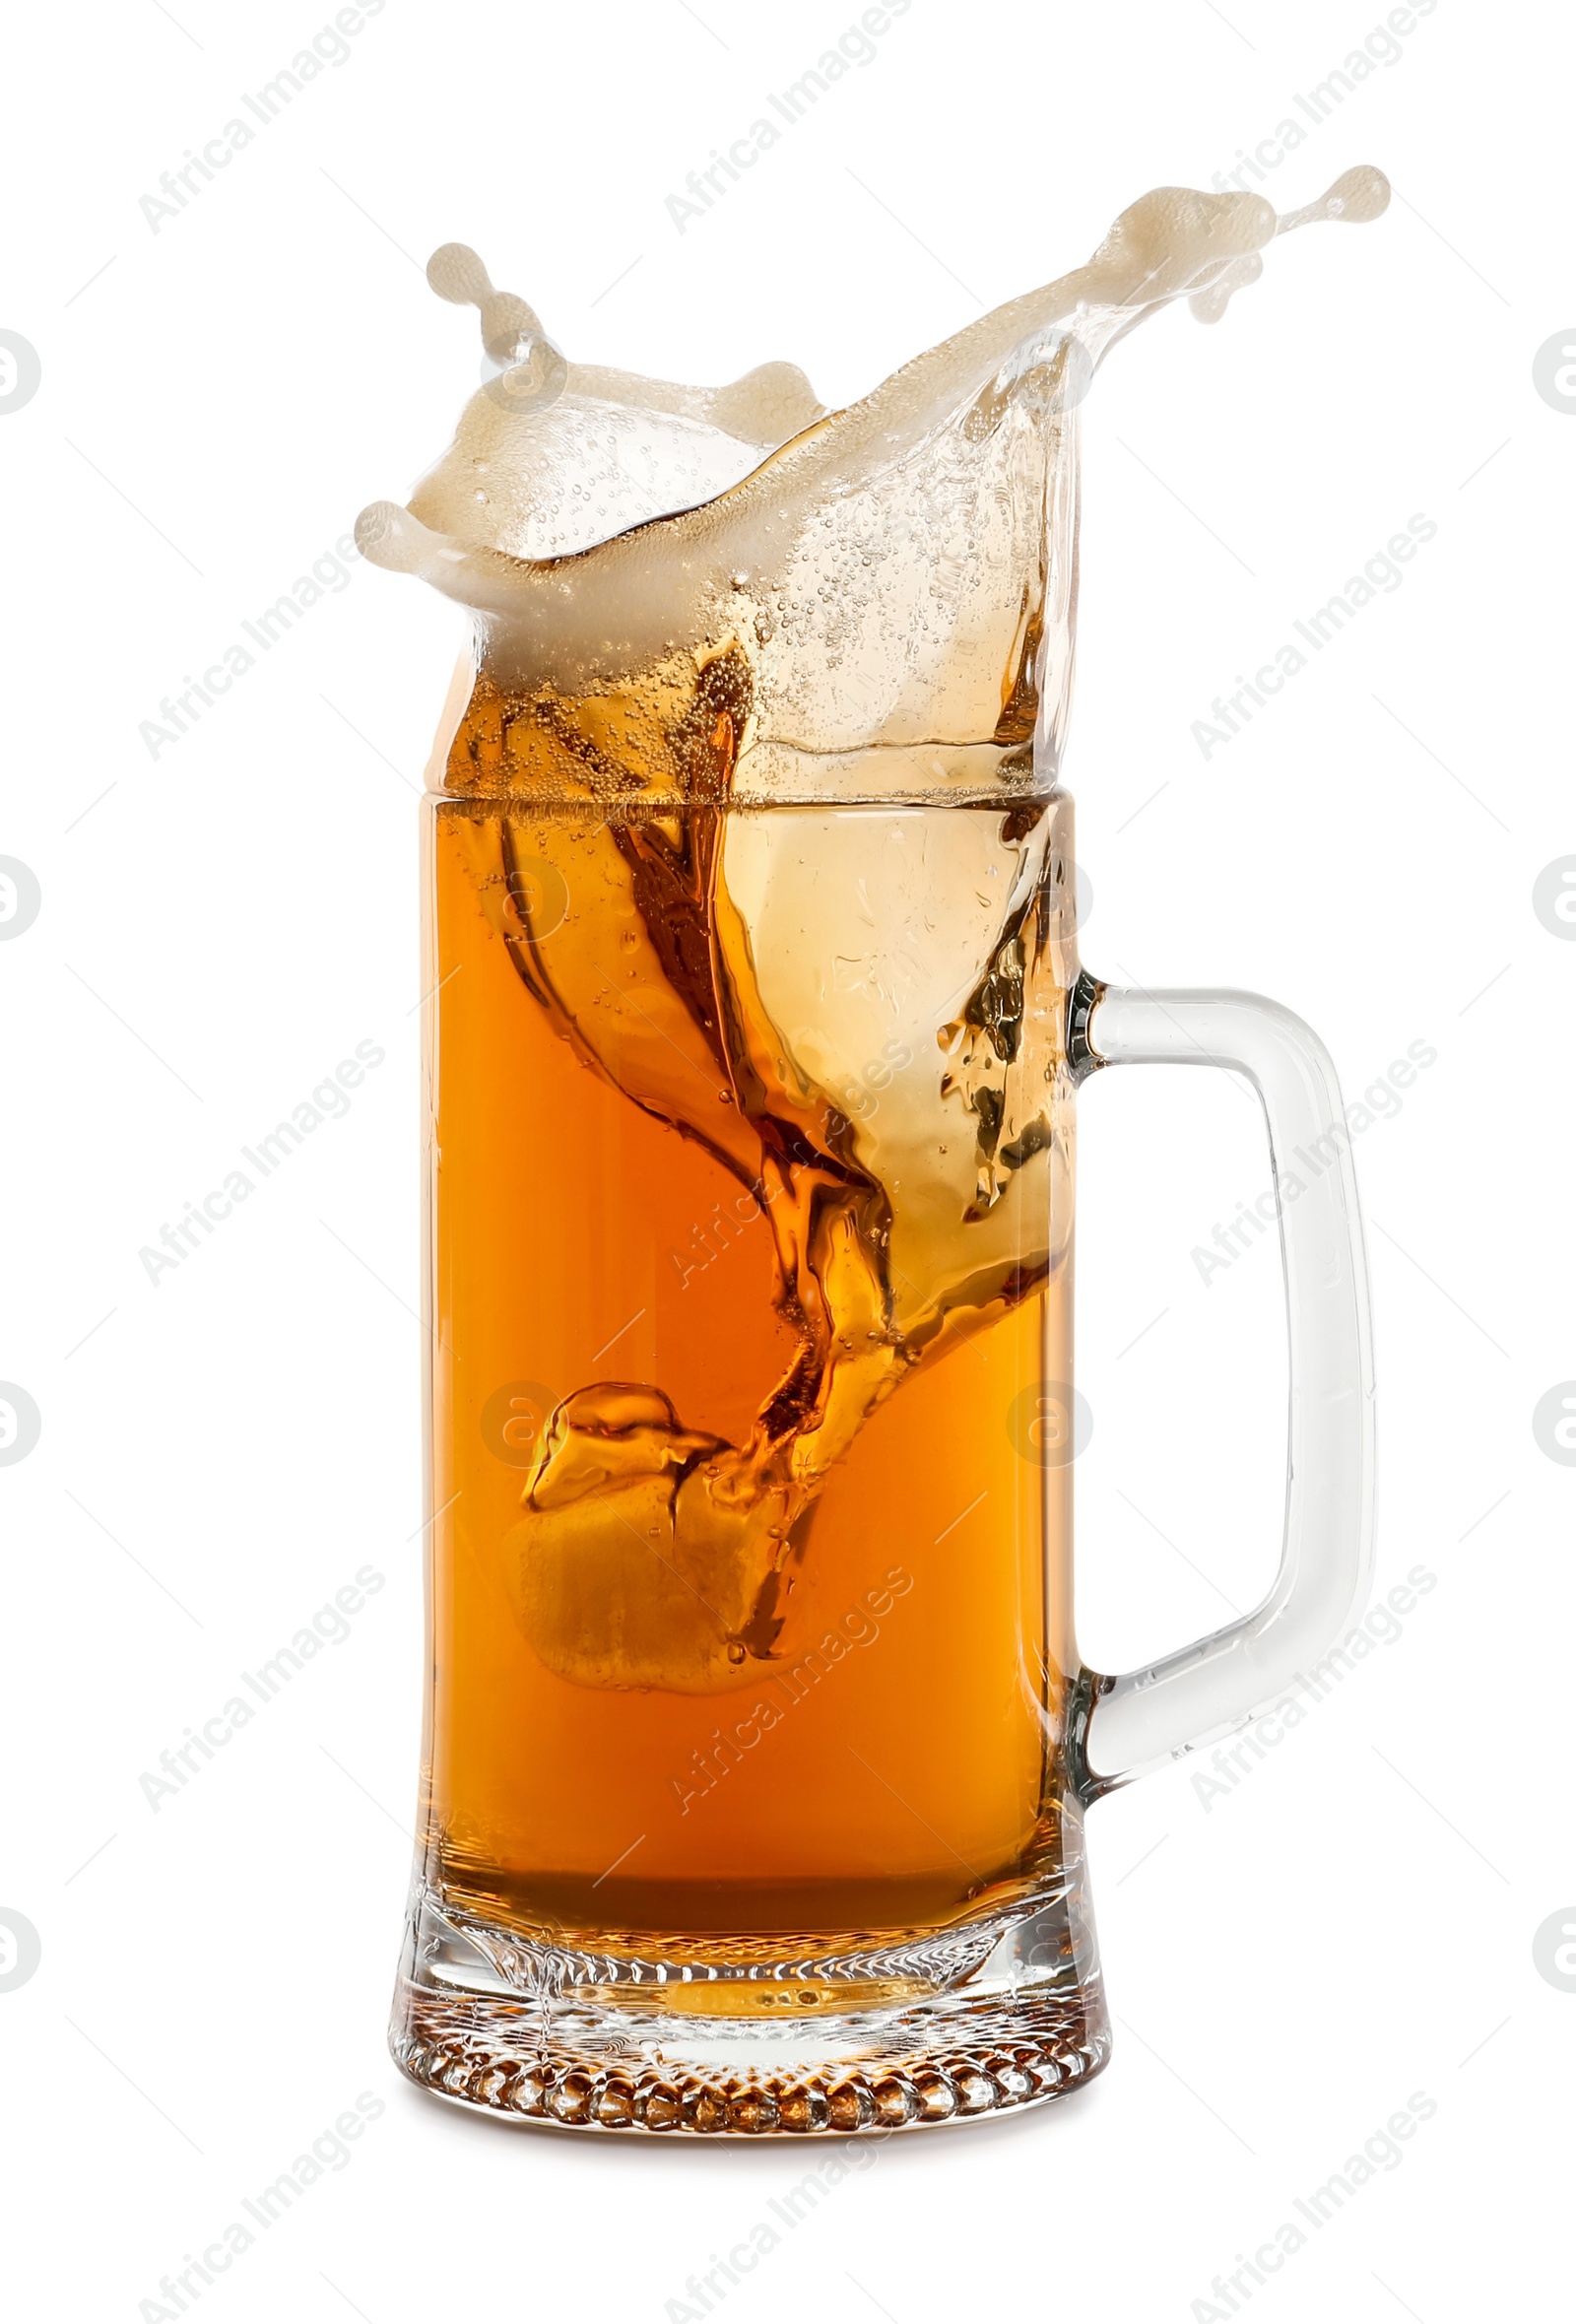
[390,1879,1111,2137]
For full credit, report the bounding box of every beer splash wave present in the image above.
[362,170,1388,1693]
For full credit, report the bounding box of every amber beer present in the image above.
[370,179,1385,2129]
[419,719,1082,1967]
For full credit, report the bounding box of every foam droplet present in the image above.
[355,500,458,578]
[1189,250,1264,324]
[481,289,546,363]
[1326,164,1391,223]
[427,242,492,305]
[483,337,569,417]
[1276,166,1391,236]
[354,498,399,557]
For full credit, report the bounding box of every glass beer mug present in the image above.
[360,180,1380,2136]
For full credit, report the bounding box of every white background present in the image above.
[1,0,1569,2317]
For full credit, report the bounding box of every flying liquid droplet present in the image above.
[1191,168,1391,321]
[483,337,569,417]
[481,289,547,363]
[1189,251,1265,324]
[355,500,462,580]
[427,241,492,305]
[1276,165,1392,236]
[428,242,563,408]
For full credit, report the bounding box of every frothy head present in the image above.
[358,173,1389,803]
[384,241,826,564]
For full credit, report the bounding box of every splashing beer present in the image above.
[360,168,1389,2126]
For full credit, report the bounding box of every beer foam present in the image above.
[365,170,1387,571]
[405,240,827,561]
[359,171,1388,798]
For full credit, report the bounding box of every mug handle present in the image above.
[1071,978,1375,1788]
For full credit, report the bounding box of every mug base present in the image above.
[391,1981,1109,2136]
[389,1883,1110,2137]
